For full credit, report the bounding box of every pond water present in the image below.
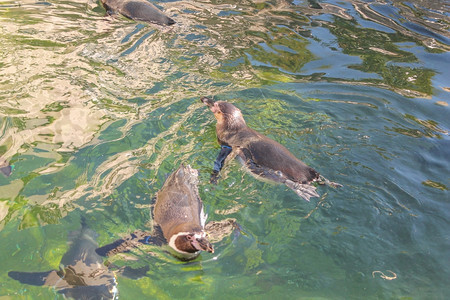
[0,0,449,299]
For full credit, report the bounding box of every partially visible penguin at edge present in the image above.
[101,0,176,26]
[0,157,12,177]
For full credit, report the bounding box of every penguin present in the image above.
[201,97,341,202]
[101,0,176,26]
[8,217,148,299]
[96,164,214,261]
[153,164,213,260]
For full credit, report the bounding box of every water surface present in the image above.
[0,0,449,299]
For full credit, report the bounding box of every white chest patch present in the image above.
[200,206,207,227]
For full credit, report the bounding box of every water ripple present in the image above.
[1,0,449,298]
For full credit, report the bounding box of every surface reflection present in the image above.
[0,0,449,299]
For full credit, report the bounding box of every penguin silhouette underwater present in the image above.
[201,97,342,202]
[96,164,225,261]
[8,217,148,299]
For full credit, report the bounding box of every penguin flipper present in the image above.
[285,179,319,202]
[96,238,130,257]
[8,270,56,286]
[238,150,287,184]
[205,218,240,243]
[210,145,233,184]
[96,230,151,257]
[237,149,321,201]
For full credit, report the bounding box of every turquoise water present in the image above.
[0,0,449,299]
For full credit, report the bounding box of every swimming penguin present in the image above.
[96,164,214,261]
[154,164,214,260]
[95,219,238,260]
[201,97,341,202]
[101,0,176,26]
[8,217,148,299]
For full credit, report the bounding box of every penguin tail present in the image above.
[285,180,319,202]
[318,175,342,188]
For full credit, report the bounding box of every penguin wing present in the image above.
[8,270,57,286]
[95,238,132,257]
[244,138,319,183]
[237,140,321,202]
[210,146,233,183]
[205,218,239,243]
[237,149,320,201]
[237,148,284,182]
[236,144,293,184]
[96,229,155,257]
[96,227,167,257]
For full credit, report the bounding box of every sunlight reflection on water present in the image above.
[0,0,449,298]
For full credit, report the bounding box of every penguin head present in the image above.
[201,97,246,129]
[172,233,214,254]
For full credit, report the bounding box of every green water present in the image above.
[0,0,449,299]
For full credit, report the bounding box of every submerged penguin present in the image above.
[97,164,214,261]
[8,217,148,299]
[101,0,175,26]
[201,97,341,201]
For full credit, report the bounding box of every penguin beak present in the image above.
[201,97,221,115]
[200,97,214,108]
[192,237,214,253]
